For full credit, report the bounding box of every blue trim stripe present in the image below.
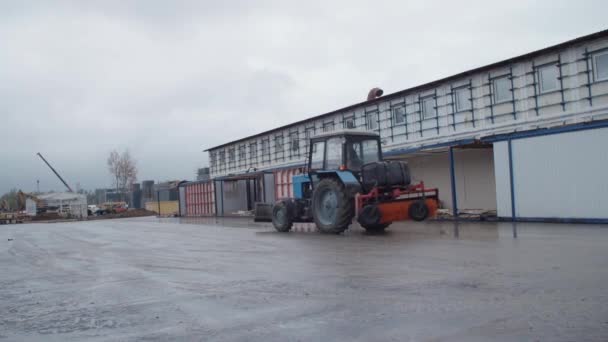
[497,216,608,224]
[383,138,477,157]
[214,163,306,181]
[482,119,608,143]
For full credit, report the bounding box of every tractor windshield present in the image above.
[346,138,380,170]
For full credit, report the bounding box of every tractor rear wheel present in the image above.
[272,201,293,232]
[312,178,353,234]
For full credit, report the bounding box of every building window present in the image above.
[454,87,471,112]
[366,111,378,130]
[421,96,435,119]
[274,135,284,161]
[391,105,405,124]
[493,76,511,103]
[219,150,226,170]
[538,64,559,93]
[238,145,246,167]
[209,151,217,171]
[228,148,235,168]
[249,142,258,165]
[594,51,608,82]
[343,115,356,129]
[304,126,315,152]
[261,138,270,162]
[305,126,315,139]
[323,121,335,132]
[289,131,299,158]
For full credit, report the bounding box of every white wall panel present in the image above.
[404,153,451,208]
[403,148,496,211]
[493,141,512,217]
[455,149,497,211]
[501,127,608,219]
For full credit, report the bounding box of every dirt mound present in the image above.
[88,208,156,220]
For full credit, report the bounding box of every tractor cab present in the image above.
[307,130,382,175]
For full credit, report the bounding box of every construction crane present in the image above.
[36,152,74,193]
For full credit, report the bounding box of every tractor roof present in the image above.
[310,129,380,140]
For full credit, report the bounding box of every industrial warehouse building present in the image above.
[179,30,608,223]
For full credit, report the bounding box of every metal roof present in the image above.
[308,129,380,140]
[204,29,608,152]
[37,192,86,201]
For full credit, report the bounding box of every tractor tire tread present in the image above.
[312,178,353,234]
[361,223,390,233]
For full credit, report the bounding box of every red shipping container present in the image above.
[274,167,303,199]
[184,181,215,216]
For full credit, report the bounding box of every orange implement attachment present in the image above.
[377,198,438,224]
[355,181,439,223]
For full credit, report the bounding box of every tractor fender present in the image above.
[315,171,361,197]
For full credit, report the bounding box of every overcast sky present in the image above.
[1,0,606,194]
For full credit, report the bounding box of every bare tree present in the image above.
[107,149,137,201]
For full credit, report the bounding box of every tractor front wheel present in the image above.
[272,201,293,232]
[312,178,353,234]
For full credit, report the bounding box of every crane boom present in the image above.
[36,152,74,192]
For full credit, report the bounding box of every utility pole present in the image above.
[157,190,161,216]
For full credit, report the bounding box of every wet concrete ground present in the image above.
[1,217,607,341]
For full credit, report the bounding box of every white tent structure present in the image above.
[33,193,88,218]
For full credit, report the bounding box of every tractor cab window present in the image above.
[310,141,325,169]
[361,139,380,163]
[346,138,380,170]
[325,137,343,170]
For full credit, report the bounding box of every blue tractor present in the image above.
[272,130,438,234]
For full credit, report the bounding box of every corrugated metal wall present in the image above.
[183,181,215,216]
[263,173,275,204]
[274,167,302,199]
[494,127,608,219]
[178,186,186,216]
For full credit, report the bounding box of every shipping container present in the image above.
[274,167,303,199]
[183,181,215,216]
